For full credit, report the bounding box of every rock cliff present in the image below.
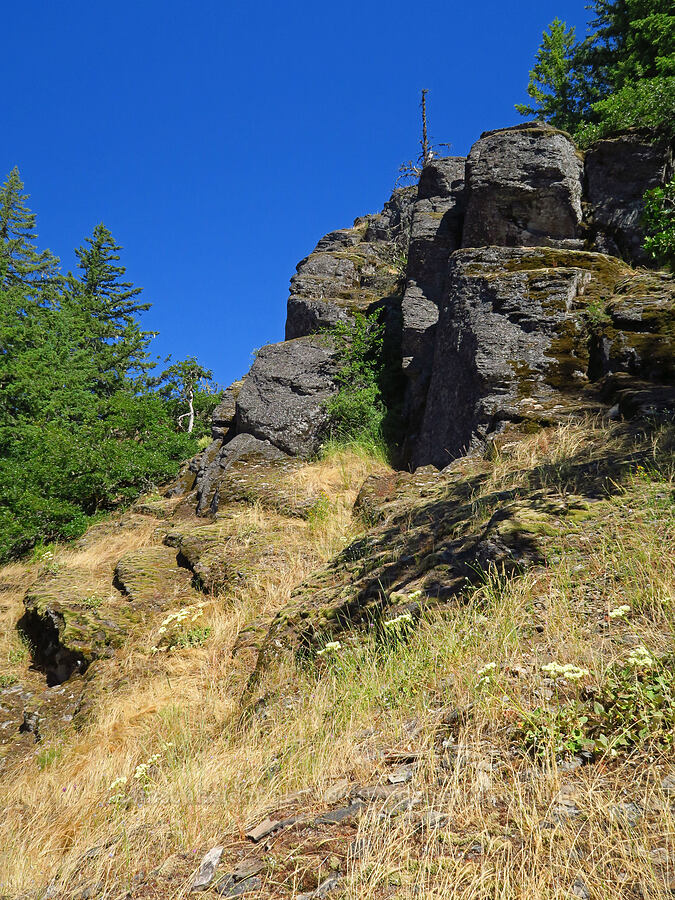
[186,122,672,492]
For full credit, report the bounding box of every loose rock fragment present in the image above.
[192,845,224,891]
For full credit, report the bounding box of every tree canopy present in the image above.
[517,0,675,145]
[0,169,221,561]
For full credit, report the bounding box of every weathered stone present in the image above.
[585,132,673,265]
[314,801,365,825]
[113,547,194,608]
[194,432,289,516]
[245,817,280,842]
[285,187,413,341]
[401,157,466,456]
[297,875,342,900]
[236,337,337,457]
[19,574,133,685]
[215,875,262,897]
[592,271,675,384]
[412,247,627,469]
[463,124,584,249]
[211,380,244,440]
[192,846,224,892]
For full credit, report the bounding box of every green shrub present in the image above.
[324,312,388,453]
[643,177,675,269]
[518,648,675,758]
[575,76,675,147]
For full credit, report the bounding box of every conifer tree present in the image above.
[67,223,154,394]
[0,167,58,289]
[515,19,580,132]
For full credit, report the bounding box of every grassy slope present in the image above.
[0,424,673,899]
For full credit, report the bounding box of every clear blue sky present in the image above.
[3,0,590,387]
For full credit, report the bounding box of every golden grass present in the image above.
[0,432,673,898]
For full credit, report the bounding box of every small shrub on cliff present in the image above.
[324,312,388,453]
[643,176,675,269]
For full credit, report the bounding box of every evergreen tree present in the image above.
[515,18,581,131]
[67,223,154,395]
[0,167,58,289]
[0,173,208,561]
[516,0,675,142]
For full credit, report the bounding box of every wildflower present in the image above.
[477,662,497,677]
[108,776,127,791]
[608,605,631,620]
[541,662,589,681]
[626,646,654,668]
[383,612,414,629]
[316,641,342,657]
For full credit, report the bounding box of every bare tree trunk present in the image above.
[187,387,195,434]
[420,89,431,165]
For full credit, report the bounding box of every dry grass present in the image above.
[0,431,673,899]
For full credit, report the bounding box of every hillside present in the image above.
[0,123,674,900]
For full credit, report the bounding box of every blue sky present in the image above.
[3,0,590,387]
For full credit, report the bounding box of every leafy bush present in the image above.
[643,177,675,269]
[519,649,675,758]
[324,312,388,451]
[575,76,675,147]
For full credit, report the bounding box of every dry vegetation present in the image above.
[0,426,673,900]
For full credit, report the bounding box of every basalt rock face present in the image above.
[585,132,674,266]
[462,124,584,250]
[411,248,628,469]
[179,123,673,507]
[285,186,415,340]
[236,337,338,456]
[401,157,466,456]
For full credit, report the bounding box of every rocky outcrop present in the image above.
[176,122,673,498]
[236,337,338,456]
[19,575,132,685]
[194,433,289,516]
[585,132,673,265]
[211,380,243,441]
[401,157,466,455]
[411,248,627,469]
[462,124,584,250]
[285,187,415,340]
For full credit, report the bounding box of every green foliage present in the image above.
[575,76,675,146]
[324,312,388,451]
[515,19,581,132]
[158,356,221,439]
[519,702,593,758]
[171,625,212,650]
[517,1,675,145]
[642,176,675,268]
[519,650,675,758]
[37,747,62,770]
[0,673,18,689]
[0,168,211,561]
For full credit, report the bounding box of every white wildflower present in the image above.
[626,646,654,668]
[316,641,342,657]
[608,605,631,620]
[108,776,127,791]
[383,612,414,629]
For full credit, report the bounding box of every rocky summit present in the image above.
[186,122,673,485]
[0,122,674,900]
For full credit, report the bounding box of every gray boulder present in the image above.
[236,336,337,456]
[462,124,584,249]
[211,379,243,441]
[194,433,288,516]
[585,131,673,265]
[411,247,627,469]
